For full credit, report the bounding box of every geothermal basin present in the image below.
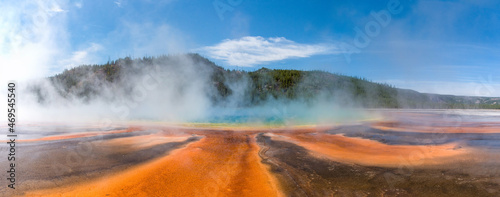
[1,109,500,196]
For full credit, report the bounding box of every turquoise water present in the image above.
[192,107,371,125]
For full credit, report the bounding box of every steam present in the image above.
[17,55,211,123]
[14,53,374,125]
[0,0,375,126]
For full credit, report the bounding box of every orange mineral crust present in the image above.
[98,134,192,152]
[8,110,500,196]
[25,131,283,197]
[273,131,470,167]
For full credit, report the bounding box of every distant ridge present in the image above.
[31,53,500,109]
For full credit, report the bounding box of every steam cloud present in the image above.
[15,54,373,125]
[0,0,374,126]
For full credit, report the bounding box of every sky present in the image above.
[1,0,500,96]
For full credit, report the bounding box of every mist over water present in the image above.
[14,54,373,125]
[203,102,372,125]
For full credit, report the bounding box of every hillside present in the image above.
[31,53,500,109]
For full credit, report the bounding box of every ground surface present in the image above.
[1,110,499,196]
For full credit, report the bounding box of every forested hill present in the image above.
[33,53,500,109]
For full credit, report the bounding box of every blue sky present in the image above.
[1,0,500,96]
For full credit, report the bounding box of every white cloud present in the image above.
[49,4,67,13]
[114,0,124,8]
[0,0,69,83]
[75,2,83,8]
[58,43,104,71]
[0,0,105,81]
[201,36,339,67]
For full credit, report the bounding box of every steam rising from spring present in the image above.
[16,54,373,125]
